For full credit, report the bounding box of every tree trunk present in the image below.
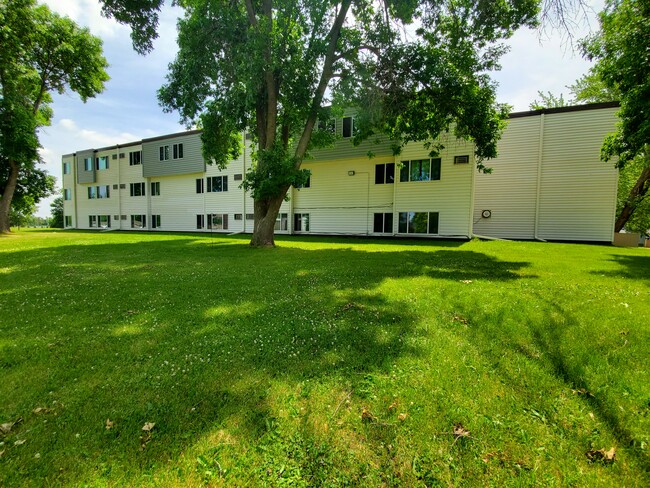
[614,166,650,232]
[249,191,288,247]
[0,159,19,233]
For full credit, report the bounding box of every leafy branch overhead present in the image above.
[0,0,109,233]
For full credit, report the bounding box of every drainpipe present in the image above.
[468,152,477,239]
[534,113,545,241]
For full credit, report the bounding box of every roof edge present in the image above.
[509,101,620,119]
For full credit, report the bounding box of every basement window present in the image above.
[398,212,439,234]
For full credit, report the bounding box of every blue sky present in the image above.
[36,0,604,217]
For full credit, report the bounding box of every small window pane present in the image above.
[400,162,409,182]
[431,158,441,181]
[373,213,384,232]
[384,213,393,233]
[429,212,439,234]
[375,164,384,184]
[386,163,395,184]
[398,212,408,233]
[342,117,352,138]
[412,212,428,233]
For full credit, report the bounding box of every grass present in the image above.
[0,229,648,487]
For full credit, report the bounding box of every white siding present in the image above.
[473,107,618,241]
[396,134,475,237]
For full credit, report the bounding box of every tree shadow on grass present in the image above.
[0,235,532,485]
[454,294,650,473]
[591,253,650,283]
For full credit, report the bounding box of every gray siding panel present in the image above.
[76,150,96,184]
[142,132,206,177]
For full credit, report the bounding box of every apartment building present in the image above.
[61,102,619,241]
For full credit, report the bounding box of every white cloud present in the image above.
[42,0,128,38]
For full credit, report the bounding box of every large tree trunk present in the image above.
[250,191,288,247]
[614,166,650,232]
[0,159,19,233]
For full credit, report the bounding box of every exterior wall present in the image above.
[473,106,618,241]
[61,154,76,228]
[396,134,475,237]
[62,104,619,242]
[142,130,205,177]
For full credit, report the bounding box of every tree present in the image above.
[0,0,109,233]
[529,90,572,110]
[99,0,585,247]
[581,0,650,233]
[0,164,55,224]
[50,195,64,228]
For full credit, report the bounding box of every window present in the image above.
[112,154,117,160]
[234,174,243,181]
[87,187,97,199]
[129,151,142,166]
[64,188,71,200]
[151,215,161,229]
[113,214,120,220]
[294,213,310,232]
[342,116,356,138]
[121,215,127,220]
[64,216,72,227]
[207,213,228,230]
[318,118,336,134]
[97,185,110,199]
[112,184,118,190]
[373,213,393,233]
[159,144,183,160]
[398,212,439,234]
[159,145,170,161]
[84,157,93,171]
[207,175,228,192]
[131,215,146,228]
[98,215,111,228]
[120,183,126,189]
[454,155,469,165]
[196,214,205,229]
[95,156,109,170]
[245,214,254,220]
[399,158,441,182]
[119,153,125,159]
[151,182,160,196]
[375,163,395,184]
[295,176,310,189]
[196,178,204,194]
[130,182,146,196]
[89,215,97,227]
[275,213,288,231]
[63,162,71,174]
[234,213,243,220]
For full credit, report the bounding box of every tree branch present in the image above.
[294,0,352,162]
[243,0,258,27]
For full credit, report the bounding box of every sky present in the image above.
[35,0,605,217]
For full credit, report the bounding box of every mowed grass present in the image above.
[0,230,648,487]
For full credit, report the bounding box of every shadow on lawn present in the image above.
[0,236,531,485]
[591,253,650,283]
[456,294,649,472]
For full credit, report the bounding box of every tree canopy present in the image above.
[99,0,586,246]
[0,0,109,232]
[580,0,649,232]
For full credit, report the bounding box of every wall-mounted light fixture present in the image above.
[348,170,355,176]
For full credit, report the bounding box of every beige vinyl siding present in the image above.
[395,135,475,237]
[293,157,395,234]
[148,174,206,231]
[117,144,146,230]
[536,109,618,241]
[142,131,205,177]
[308,109,394,162]
[62,155,76,227]
[473,106,618,241]
[473,117,540,239]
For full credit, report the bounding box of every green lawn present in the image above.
[0,230,648,486]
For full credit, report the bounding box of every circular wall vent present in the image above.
[481,210,492,219]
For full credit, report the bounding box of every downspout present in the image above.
[534,113,545,241]
[72,154,78,228]
[468,153,477,239]
[116,145,121,230]
[242,132,247,233]
[392,157,398,235]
